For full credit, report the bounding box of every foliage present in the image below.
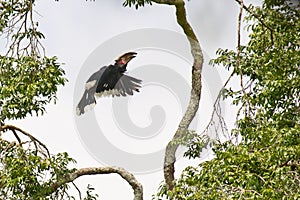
[0,136,77,199]
[123,0,152,9]
[0,0,67,122]
[171,130,210,159]
[1,0,299,199]
[0,0,74,199]
[0,56,66,121]
[156,0,300,199]
[84,184,100,200]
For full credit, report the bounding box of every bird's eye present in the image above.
[119,60,125,65]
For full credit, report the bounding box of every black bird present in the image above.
[76,52,141,116]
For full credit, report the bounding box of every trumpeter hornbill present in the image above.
[76,52,141,116]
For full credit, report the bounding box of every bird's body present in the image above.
[76,52,141,116]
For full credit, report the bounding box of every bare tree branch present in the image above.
[236,0,252,118]
[2,0,46,58]
[152,0,204,190]
[237,0,247,101]
[72,182,83,200]
[48,166,143,200]
[201,71,234,140]
[1,124,50,157]
[11,128,22,144]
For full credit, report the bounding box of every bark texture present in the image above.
[152,0,204,191]
[49,166,143,200]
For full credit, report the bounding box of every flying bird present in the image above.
[76,52,141,116]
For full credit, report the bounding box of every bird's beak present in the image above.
[115,52,137,65]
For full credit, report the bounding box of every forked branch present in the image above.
[1,124,50,157]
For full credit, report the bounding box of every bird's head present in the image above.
[115,52,137,68]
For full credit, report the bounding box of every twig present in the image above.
[3,0,46,59]
[11,129,22,144]
[151,0,182,5]
[72,182,82,200]
[237,1,245,94]
[201,71,234,140]
[237,0,252,118]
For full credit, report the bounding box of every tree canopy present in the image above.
[0,0,67,122]
[0,0,299,199]
[156,0,300,199]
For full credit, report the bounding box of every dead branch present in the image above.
[152,0,203,190]
[48,166,143,200]
[201,71,234,140]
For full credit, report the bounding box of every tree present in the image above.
[155,0,300,199]
[1,0,299,200]
[0,0,143,199]
[1,0,201,199]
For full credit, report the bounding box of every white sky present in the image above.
[3,0,262,199]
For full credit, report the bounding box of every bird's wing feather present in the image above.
[76,67,106,115]
[76,62,142,116]
[114,75,142,96]
[95,74,141,98]
[76,90,96,115]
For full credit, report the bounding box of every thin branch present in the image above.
[2,0,46,59]
[72,182,82,200]
[237,0,247,97]
[201,71,234,139]
[237,0,243,64]
[11,128,22,144]
[280,159,300,170]
[237,0,252,118]
[152,0,203,190]
[1,124,50,157]
[48,166,143,200]
[234,0,274,44]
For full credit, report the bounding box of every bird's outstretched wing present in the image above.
[115,75,142,96]
[76,69,142,115]
[76,67,106,116]
[94,74,142,97]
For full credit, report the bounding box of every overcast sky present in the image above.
[4,0,262,199]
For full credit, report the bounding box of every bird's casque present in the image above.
[76,52,141,115]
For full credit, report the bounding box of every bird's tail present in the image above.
[76,90,96,116]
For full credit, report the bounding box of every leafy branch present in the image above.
[1,0,45,58]
[0,0,67,122]
[234,0,274,44]
[0,124,143,200]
